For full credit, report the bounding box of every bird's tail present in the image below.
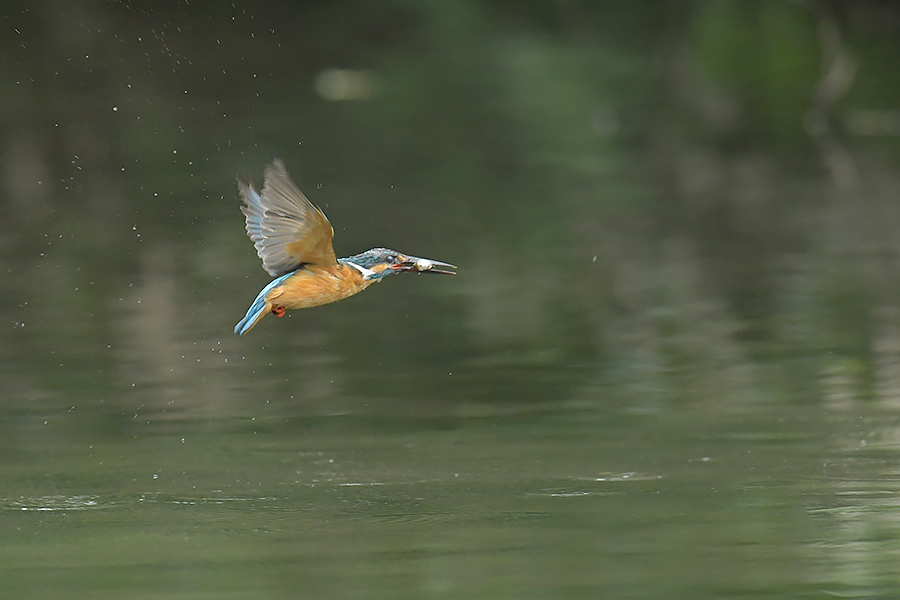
[234,292,272,335]
[235,274,292,335]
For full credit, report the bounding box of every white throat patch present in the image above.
[346,262,378,280]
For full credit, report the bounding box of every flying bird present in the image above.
[234,159,455,335]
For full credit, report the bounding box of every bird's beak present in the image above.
[393,255,457,275]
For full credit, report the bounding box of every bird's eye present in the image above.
[386,255,396,262]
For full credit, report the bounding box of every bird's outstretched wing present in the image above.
[238,158,337,276]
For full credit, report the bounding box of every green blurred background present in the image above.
[2,1,900,598]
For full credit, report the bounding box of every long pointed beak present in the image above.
[394,255,457,275]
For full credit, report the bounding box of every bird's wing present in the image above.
[238,158,337,276]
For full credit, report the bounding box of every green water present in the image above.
[3,1,900,598]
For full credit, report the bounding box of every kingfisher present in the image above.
[234,159,456,335]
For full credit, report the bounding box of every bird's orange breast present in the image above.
[264,264,372,310]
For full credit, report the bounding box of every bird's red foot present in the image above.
[273,306,286,318]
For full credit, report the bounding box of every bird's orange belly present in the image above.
[265,265,371,309]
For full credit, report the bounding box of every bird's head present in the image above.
[342,247,456,281]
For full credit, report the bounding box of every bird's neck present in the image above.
[341,260,375,280]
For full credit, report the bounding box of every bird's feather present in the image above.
[233,272,293,335]
[238,159,337,277]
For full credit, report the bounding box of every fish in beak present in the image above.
[393,255,457,275]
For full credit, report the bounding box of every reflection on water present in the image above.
[2,1,900,598]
